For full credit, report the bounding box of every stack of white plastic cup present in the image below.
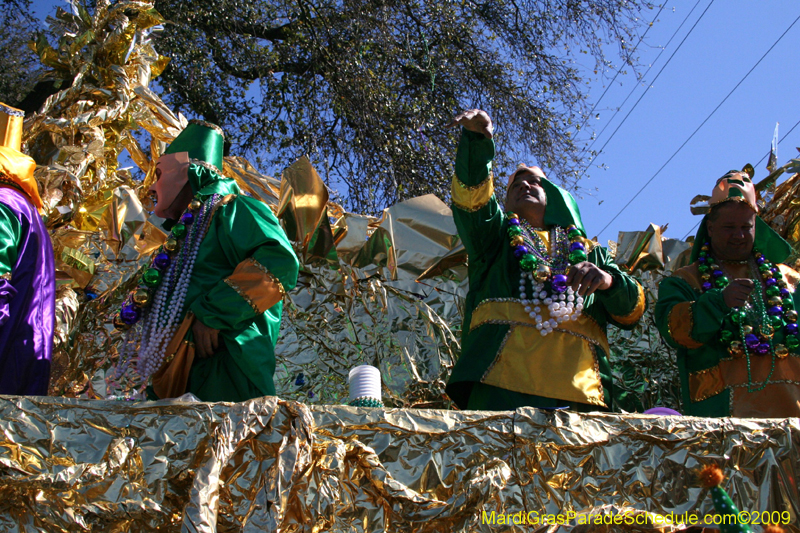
[348,365,381,402]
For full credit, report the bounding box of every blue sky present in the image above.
[29,0,800,246]
[572,0,800,245]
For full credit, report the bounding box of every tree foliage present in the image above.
[161,0,649,212]
[0,0,41,106]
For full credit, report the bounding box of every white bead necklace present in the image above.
[517,235,585,337]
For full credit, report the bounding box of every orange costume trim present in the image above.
[224,257,285,314]
[668,301,704,349]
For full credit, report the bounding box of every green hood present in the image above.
[541,177,587,237]
[165,119,239,199]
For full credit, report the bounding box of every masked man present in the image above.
[445,110,646,411]
[656,168,799,417]
[0,103,55,395]
[116,120,299,402]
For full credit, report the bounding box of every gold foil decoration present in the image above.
[0,396,796,532]
[607,226,695,413]
[223,155,281,208]
[279,155,330,247]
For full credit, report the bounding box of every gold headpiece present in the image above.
[0,103,42,209]
[690,164,758,216]
[0,103,24,151]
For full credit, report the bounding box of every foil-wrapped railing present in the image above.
[0,395,797,532]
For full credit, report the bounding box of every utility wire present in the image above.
[680,114,800,240]
[571,0,703,189]
[598,10,800,237]
[575,0,715,188]
[576,3,666,136]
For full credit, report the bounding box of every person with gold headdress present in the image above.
[444,109,646,411]
[656,167,800,417]
[0,103,55,395]
[115,120,299,402]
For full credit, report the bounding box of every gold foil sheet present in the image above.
[760,170,800,257]
[0,396,797,532]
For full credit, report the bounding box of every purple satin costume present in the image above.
[0,187,55,395]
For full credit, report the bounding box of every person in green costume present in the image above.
[117,120,299,402]
[655,167,800,417]
[444,109,646,411]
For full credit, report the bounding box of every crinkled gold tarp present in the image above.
[0,395,797,532]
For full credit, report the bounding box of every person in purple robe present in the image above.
[0,102,55,395]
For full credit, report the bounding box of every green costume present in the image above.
[655,172,800,417]
[445,129,646,411]
[124,121,299,402]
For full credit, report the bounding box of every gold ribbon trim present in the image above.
[224,257,285,314]
[667,301,703,349]
[451,174,493,212]
[190,159,224,177]
[188,119,225,138]
[609,281,646,325]
[470,299,608,406]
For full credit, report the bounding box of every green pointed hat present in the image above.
[508,165,587,236]
[689,166,792,264]
[165,119,225,170]
[699,465,752,533]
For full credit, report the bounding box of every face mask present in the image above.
[150,152,190,218]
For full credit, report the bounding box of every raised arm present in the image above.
[447,109,504,260]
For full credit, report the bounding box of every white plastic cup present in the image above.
[349,365,381,401]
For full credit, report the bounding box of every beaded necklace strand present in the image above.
[698,242,799,392]
[114,193,223,380]
[506,212,588,336]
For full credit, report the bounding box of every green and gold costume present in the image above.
[656,190,800,417]
[445,129,646,411]
[145,122,299,402]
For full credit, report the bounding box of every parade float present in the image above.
[1,2,798,531]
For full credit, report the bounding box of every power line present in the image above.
[571,0,703,189]
[680,113,800,240]
[576,3,666,136]
[598,10,800,237]
[574,0,715,188]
